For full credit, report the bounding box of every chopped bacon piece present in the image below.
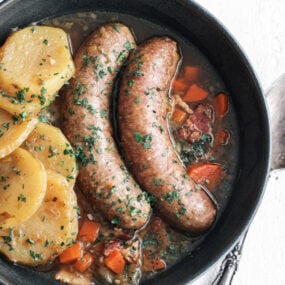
[176,104,213,143]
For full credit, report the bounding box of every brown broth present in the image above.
[41,11,239,285]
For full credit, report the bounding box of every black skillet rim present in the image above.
[0,0,270,284]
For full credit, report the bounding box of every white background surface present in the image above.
[190,1,285,285]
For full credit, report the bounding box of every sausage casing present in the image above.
[62,23,151,229]
[118,37,216,233]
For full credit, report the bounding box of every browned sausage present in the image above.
[62,23,151,229]
[118,37,216,233]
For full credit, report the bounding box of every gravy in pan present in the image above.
[41,11,239,285]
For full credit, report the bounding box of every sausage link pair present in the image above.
[62,23,151,229]
[118,37,216,233]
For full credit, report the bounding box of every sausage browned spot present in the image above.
[62,23,151,229]
[118,37,216,233]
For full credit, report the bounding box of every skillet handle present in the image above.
[212,230,248,285]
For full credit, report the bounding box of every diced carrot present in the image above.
[172,79,189,93]
[214,93,229,120]
[183,65,200,83]
[183,84,208,102]
[216,129,230,145]
[59,242,82,264]
[78,220,100,243]
[104,249,125,274]
[171,107,187,124]
[74,252,93,273]
[143,253,166,272]
[187,163,225,191]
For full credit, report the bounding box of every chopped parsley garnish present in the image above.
[100,109,107,119]
[17,194,26,202]
[116,50,128,63]
[128,79,134,87]
[38,114,48,123]
[30,250,43,262]
[15,87,29,104]
[133,132,152,149]
[113,24,121,33]
[123,41,132,50]
[82,54,91,66]
[180,134,212,164]
[48,146,58,158]
[110,216,121,225]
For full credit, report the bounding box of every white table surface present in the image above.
[190,1,285,285]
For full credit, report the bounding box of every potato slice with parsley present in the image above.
[0,148,47,229]
[0,25,74,115]
[0,170,78,266]
[22,122,77,186]
[0,108,38,158]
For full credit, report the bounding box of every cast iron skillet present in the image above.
[0,0,270,284]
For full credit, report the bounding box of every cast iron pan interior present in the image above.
[0,0,270,284]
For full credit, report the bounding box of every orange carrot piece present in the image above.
[183,65,200,83]
[143,253,166,272]
[187,163,224,191]
[214,93,229,120]
[59,243,82,264]
[216,129,230,145]
[78,220,100,243]
[104,249,125,274]
[172,79,189,93]
[74,252,93,273]
[183,84,208,102]
[171,108,187,124]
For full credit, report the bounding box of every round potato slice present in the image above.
[22,122,77,186]
[0,170,78,266]
[0,25,75,115]
[0,148,47,229]
[0,108,38,159]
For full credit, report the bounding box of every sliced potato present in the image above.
[0,108,38,158]
[22,122,77,186]
[0,148,47,229]
[0,170,78,266]
[0,25,74,115]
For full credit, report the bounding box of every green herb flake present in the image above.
[133,131,152,149]
[17,193,25,201]
[123,41,132,50]
[38,115,48,123]
[116,50,127,63]
[2,122,10,130]
[110,216,121,225]
[128,79,134,88]
[100,109,107,119]
[82,54,91,66]
[48,146,58,158]
[179,207,187,215]
[107,66,113,74]
[30,250,43,262]
[113,24,121,33]
[3,184,10,190]
[15,88,29,104]
[26,238,34,244]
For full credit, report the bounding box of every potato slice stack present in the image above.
[0,26,79,266]
[0,25,75,116]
